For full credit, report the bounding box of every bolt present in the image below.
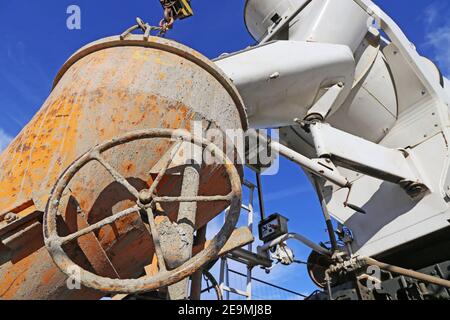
[399,149,409,158]
[269,72,280,80]
[139,189,153,205]
[4,212,19,224]
[406,183,427,198]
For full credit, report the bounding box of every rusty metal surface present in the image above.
[166,158,201,299]
[44,129,243,294]
[190,224,207,300]
[52,35,248,131]
[0,35,246,299]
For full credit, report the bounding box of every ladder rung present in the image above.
[221,285,249,297]
[243,180,256,189]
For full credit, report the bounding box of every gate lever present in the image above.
[344,187,367,215]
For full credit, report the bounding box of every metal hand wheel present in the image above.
[43,128,242,294]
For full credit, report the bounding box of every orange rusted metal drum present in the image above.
[0,35,247,299]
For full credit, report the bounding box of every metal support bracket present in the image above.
[308,122,429,199]
[258,233,331,258]
[247,130,350,188]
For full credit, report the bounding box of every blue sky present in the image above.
[1,0,450,299]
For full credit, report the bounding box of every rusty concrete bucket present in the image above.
[0,35,249,299]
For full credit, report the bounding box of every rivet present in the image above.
[269,72,280,80]
[4,212,19,224]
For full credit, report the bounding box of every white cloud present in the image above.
[424,3,440,26]
[423,2,450,76]
[0,128,12,152]
[424,27,450,77]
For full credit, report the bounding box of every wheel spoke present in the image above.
[147,141,183,197]
[92,152,140,199]
[59,206,140,245]
[145,206,167,272]
[154,193,234,203]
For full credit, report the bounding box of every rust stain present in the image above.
[0,38,244,299]
[0,255,34,299]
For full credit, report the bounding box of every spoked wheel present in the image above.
[201,269,223,300]
[43,128,242,294]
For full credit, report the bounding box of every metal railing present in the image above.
[226,269,307,300]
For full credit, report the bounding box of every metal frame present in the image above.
[219,179,256,300]
[227,269,307,300]
[308,122,429,198]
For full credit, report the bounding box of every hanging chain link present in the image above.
[120,1,192,40]
[159,0,177,34]
[120,17,167,41]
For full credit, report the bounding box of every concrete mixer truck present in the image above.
[1,0,450,300]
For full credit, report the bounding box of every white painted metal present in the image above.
[219,258,230,300]
[420,57,444,88]
[353,0,450,105]
[215,41,355,128]
[219,6,399,143]
[328,48,398,143]
[309,122,426,187]
[305,83,345,121]
[246,183,254,300]
[325,176,450,257]
[220,180,256,300]
[244,0,370,52]
[244,0,309,41]
[218,0,450,258]
[287,0,370,52]
[246,130,350,188]
[319,1,450,255]
[445,78,450,98]
[258,233,331,257]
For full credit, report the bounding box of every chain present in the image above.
[120,17,168,41]
[120,1,185,40]
[159,0,176,34]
